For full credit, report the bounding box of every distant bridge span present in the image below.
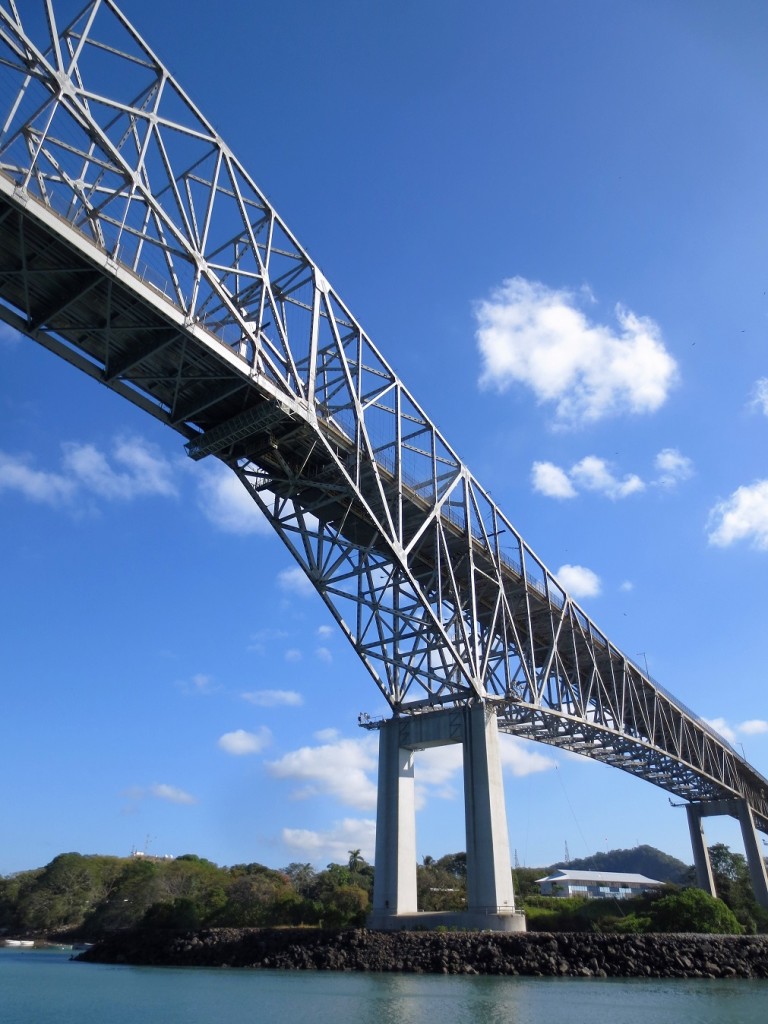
[1,2,766,921]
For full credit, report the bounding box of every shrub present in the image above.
[648,888,743,934]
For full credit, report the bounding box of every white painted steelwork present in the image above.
[0,1,766,834]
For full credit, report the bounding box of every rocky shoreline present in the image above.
[75,928,768,979]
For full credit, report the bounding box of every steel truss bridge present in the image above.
[1,0,766,836]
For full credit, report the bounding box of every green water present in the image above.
[1,948,766,1024]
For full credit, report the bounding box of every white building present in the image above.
[535,869,665,899]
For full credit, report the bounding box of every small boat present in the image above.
[3,939,34,948]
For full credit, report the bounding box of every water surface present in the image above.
[1,947,765,1024]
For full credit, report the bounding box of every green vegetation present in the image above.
[515,842,768,935]
[0,849,374,939]
[647,888,742,934]
[1,843,764,938]
[520,890,744,935]
[704,843,768,934]
[417,852,466,911]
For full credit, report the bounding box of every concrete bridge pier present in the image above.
[686,798,768,909]
[368,704,526,932]
[736,801,768,910]
[369,715,418,917]
[686,803,717,898]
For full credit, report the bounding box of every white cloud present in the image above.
[278,565,315,597]
[149,783,197,805]
[277,737,555,863]
[0,450,75,504]
[284,648,302,663]
[751,378,768,415]
[707,480,768,550]
[570,455,645,499]
[414,745,464,805]
[218,727,271,756]
[475,277,678,427]
[267,736,379,810]
[498,734,558,776]
[739,719,768,736]
[414,745,462,787]
[62,437,177,500]
[533,448,694,501]
[702,717,768,743]
[556,564,601,598]
[704,717,738,744]
[196,462,271,535]
[415,735,561,810]
[177,673,219,696]
[315,646,333,664]
[317,625,334,638]
[0,437,176,508]
[267,725,559,838]
[619,580,634,592]
[654,447,694,488]
[242,689,303,707]
[281,818,376,864]
[531,461,577,499]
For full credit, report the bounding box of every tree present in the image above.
[15,854,123,934]
[513,867,545,902]
[322,885,369,928]
[435,852,467,878]
[705,843,768,933]
[82,857,164,934]
[417,859,465,911]
[155,856,227,920]
[648,887,743,934]
[709,843,749,886]
[141,897,202,930]
[0,869,42,933]
[215,872,297,926]
[347,849,363,872]
[307,864,371,926]
[282,862,316,897]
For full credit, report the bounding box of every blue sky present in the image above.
[1,0,767,876]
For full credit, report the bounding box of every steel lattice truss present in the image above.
[0,0,766,829]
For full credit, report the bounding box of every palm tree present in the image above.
[348,849,363,872]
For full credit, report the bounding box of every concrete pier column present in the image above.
[686,803,717,898]
[371,717,417,916]
[463,703,516,916]
[736,801,768,910]
[367,706,525,932]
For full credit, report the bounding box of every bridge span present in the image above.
[0,1,766,926]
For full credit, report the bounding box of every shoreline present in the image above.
[75,928,768,979]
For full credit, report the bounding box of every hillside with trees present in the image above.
[548,844,690,883]
[1,843,765,939]
[0,851,375,938]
